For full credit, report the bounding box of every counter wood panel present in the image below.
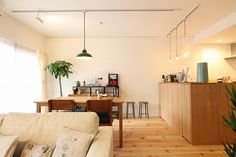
[182,84,191,142]
[160,83,182,135]
[159,82,236,145]
[217,84,236,143]
[191,84,219,144]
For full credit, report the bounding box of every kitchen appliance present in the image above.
[72,86,78,94]
[166,74,177,82]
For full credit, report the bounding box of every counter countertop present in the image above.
[159,82,236,84]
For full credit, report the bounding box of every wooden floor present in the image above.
[113,117,227,157]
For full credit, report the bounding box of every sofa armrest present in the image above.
[86,126,113,157]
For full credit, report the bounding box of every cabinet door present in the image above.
[191,84,219,144]
[182,84,192,143]
[159,83,183,135]
[217,84,236,144]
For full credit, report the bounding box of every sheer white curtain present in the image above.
[0,40,42,113]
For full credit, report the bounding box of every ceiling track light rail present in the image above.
[166,4,199,62]
[11,8,181,13]
[166,4,199,36]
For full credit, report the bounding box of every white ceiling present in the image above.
[2,0,236,38]
[202,24,236,44]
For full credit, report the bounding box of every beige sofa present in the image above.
[0,112,113,157]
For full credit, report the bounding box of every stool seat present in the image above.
[126,101,136,119]
[126,102,135,105]
[138,101,149,119]
[139,101,148,104]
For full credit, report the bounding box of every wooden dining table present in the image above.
[34,96,124,148]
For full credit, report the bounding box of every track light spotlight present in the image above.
[35,12,44,23]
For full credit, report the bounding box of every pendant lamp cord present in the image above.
[184,19,186,53]
[169,33,171,61]
[175,27,177,58]
[83,10,86,50]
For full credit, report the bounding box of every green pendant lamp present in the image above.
[76,10,93,60]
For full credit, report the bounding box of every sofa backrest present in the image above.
[0,112,99,144]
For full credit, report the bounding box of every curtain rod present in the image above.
[12,8,181,13]
[166,4,199,36]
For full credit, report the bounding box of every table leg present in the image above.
[36,103,41,113]
[118,103,123,148]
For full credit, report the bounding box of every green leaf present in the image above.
[223,143,236,157]
[45,60,73,79]
[223,111,236,133]
[225,86,236,110]
[45,60,73,96]
[226,86,234,99]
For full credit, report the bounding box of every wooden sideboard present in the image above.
[159,82,236,145]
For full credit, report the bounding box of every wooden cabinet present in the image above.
[159,83,236,145]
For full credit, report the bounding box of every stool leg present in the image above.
[132,103,135,118]
[146,104,149,119]
[126,103,129,119]
[145,104,147,117]
[138,103,140,118]
[140,104,142,119]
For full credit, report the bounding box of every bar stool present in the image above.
[138,101,149,119]
[126,101,136,119]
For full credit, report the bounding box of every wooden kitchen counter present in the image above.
[159,82,236,145]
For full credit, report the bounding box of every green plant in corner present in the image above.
[45,60,73,96]
[223,86,236,157]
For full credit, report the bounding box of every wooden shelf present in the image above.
[224,55,236,59]
[77,86,119,96]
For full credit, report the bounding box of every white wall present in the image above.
[46,37,170,116]
[0,13,46,52]
[45,37,236,116]
[169,42,236,82]
[1,13,236,116]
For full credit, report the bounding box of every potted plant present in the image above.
[223,86,236,157]
[45,60,73,96]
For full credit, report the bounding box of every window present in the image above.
[0,40,42,113]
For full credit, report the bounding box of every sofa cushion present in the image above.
[52,128,93,157]
[20,141,54,157]
[0,114,5,127]
[0,112,99,145]
[86,127,113,157]
[0,134,18,157]
[13,141,27,157]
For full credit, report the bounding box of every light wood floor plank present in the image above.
[113,117,227,157]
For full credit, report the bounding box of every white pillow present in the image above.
[52,128,93,157]
[0,134,18,157]
[20,141,54,157]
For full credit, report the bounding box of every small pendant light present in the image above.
[183,19,189,58]
[76,10,93,60]
[169,33,172,63]
[175,27,179,60]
